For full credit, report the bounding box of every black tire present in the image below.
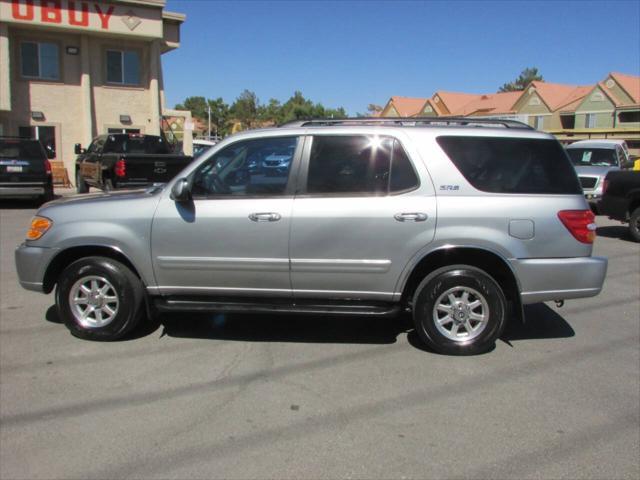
[55,256,144,341]
[76,169,88,193]
[412,264,507,355]
[629,207,640,242]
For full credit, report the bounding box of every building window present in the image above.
[18,125,56,159]
[20,41,59,80]
[534,116,545,130]
[618,111,640,123]
[585,113,596,128]
[106,50,140,85]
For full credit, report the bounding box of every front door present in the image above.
[290,134,437,301]
[151,135,301,297]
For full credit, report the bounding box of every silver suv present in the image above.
[15,118,608,355]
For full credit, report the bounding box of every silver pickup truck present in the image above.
[15,118,607,355]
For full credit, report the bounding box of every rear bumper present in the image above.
[15,243,60,293]
[511,256,608,304]
[0,184,46,197]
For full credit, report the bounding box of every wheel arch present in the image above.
[43,245,143,294]
[399,246,523,322]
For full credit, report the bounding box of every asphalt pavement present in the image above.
[1,194,638,479]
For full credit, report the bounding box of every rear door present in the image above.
[289,134,436,301]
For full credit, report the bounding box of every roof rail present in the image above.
[280,116,534,130]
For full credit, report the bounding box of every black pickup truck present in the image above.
[75,134,193,193]
[599,170,640,242]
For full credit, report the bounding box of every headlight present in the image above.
[26,216,52,240]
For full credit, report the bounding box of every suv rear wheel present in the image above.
[412,265,507,355]
[55,256,143,341]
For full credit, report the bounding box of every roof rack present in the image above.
[280,116,534,130]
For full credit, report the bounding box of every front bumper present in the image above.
[511,256,608,304]
[15,243,60,292]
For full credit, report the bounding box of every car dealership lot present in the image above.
[1,199,638,479]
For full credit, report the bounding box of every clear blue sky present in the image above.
[163,0,640,114]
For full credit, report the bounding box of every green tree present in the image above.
[207,97,230,137]
[231,90,259,129]
[258,98,282,124]
[174,96,208,119]
[367,104,383,115]
[498,67,544,92]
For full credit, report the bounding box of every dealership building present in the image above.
[0,0,191,180]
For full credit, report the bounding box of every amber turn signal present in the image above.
[26,216,52,241]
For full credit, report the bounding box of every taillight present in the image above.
[114,158,126,177]
[44,159,51,175]
[558,210,597,244]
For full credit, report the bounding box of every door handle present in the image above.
[394,212,428,222]
[249,212,281,222]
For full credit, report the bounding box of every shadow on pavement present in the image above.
[158,311,412,346]
[596,225,635,243]
[502,303,574,341]
[45,301,574,350]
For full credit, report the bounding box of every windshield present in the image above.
[567,148,617,167]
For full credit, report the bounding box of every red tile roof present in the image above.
[528,81,592,111]
[387,96,429,117]
[609,72,640,104]
[432,91,482,114]
[458,91,521,116]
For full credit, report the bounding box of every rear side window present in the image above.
[104,135,171,154]
[307,135,418,195]
[437,136,581,194]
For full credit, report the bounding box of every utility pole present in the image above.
[207,103,211,139]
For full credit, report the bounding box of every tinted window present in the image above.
[567,148,618,167]
[0,140,45,160]
[103,135,170,154]
[192,137,298,197]
[390,141,419,192]
[20,41,59,79]
[307,136,393,195]
[437,136,581,194]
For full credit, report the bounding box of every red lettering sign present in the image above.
[11,0,35,20]
[40,0,61,23]
[67,0,88,26]
[94,3,114,29]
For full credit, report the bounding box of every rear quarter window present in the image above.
[436,136,582,194]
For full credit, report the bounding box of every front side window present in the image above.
[106,50,140,85]
[20,41,59,80]
[306,135,418,195]
[192,136,298,197]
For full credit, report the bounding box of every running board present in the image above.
[153,297,401,317]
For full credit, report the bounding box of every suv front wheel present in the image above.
[412,265,507,355]
[56,256,144,341]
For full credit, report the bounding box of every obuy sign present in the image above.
[0,0,163,37]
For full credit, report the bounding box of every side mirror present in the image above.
[74,143,83,155]
[622,160,634,169]
[171,177,192,202]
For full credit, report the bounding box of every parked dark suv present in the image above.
[0,137,54,205]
